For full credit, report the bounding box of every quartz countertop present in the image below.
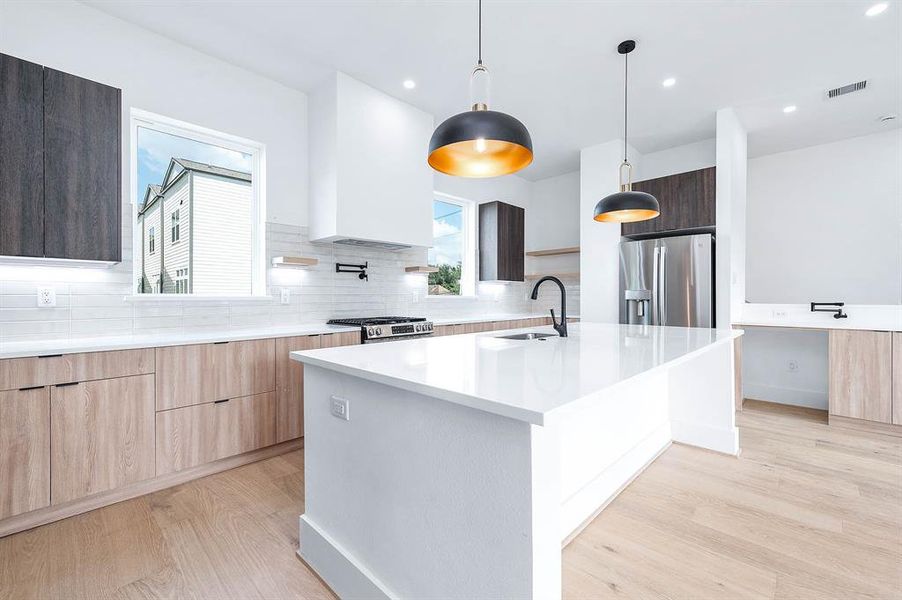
[292,322,741,425]
[0,323,359,360]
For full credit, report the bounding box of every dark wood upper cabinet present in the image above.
[621,166,716,236]
[0,54,45,258]
[479,201,524,282]
[43,67,121,262]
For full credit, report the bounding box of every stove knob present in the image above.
[376,327,383,336]
[427,323,433,330]
[415,324,421,332]
[367,327,374,337]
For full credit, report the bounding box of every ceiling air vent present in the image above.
[826,80,867,99]
[334,238,411,251]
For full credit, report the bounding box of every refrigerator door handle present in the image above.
[660,245,667,326]
[652,245,660,325]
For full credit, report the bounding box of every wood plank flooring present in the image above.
[1,400,899,599]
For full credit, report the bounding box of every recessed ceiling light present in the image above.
[662,77,676,88]
[865,2,888,16]
[783,105,797,113]
[403,79,416,90]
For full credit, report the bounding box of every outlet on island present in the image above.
[331,396,350,421]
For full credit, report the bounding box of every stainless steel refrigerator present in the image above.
[619,233,714,328]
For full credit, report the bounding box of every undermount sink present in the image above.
[496,332,556,340]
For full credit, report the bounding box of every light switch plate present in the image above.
[280,288,291,305]
[330,396,350,421]
[37,287,56,308]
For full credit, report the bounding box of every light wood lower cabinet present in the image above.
[828,330,893,423]
[0,387,49,520]
[155,391,277,475]
[893,332,902,426]
[319,331,362,348]
[0,348,153,391]
[275,335,321,443]
[155,338,275,410]
[51,374,155,504]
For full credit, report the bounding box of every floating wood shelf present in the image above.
[525,247,580,257]
[271,256,318,268]
[525,271,580,280]
[405,266,439,273]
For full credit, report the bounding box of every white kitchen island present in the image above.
[290,322,742,599]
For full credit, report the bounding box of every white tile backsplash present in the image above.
[0,222,579,342]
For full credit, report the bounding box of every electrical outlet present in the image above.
[772,309,788,318]
[280,288,291,305]
[37,287,56,308]
[330,396,350,421]
[788,360,799,373]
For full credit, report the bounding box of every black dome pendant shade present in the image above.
[594,40,660,223]
[428,0,533,178]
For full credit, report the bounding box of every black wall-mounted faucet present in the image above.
[530,276,568,337]
[810,302,847,319]
[336,262,368,281]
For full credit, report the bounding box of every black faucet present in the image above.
[530,276,568,337]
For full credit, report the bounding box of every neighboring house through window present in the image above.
[427,193,476,296]
[133,109,264,296]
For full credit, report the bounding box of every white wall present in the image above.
[633,138,715,181]
[715,108,748,328]
[526,171,580,277]
[746,129,902,304]
[579,140,633,323]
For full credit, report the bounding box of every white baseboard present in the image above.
[670,419,739,456]
[744,382,828,410]
[560,422,672,543]
[298,514,397,600]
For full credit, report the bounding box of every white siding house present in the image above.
[137,158,252,295]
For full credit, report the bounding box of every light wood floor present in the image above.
[1,401,899,599]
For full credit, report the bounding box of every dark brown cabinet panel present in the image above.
[0,54,44,257]
[621,167,716,236]
[479,201,524,282]
[43,68,121,262]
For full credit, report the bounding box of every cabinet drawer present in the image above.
[155,339,275,410]
[51,374,155,504]
[0,387,49,520]
[0,348,154,391]
[155,391,277,475]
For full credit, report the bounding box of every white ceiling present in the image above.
[84,0,901,180]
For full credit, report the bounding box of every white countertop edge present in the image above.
[291,328,742,427]
[734,303,901,332]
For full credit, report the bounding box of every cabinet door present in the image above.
[0,387,49,519]
[156,339,275,410]
[156,392,276,475]
[43,67,121,262]
[828,330,893,423]
[0,54,44,258]
[479,201,525,282]
[320,331,361,348]
[622,167,716,236]
[275,335,321,443]
[894,333,902,426]
[51,374,155,504]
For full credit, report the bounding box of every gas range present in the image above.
[327,316,434,343]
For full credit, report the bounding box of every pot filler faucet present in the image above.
[530,275,568,337]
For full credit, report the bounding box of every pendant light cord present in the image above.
[477,0,483,65]
[623,50,628,162]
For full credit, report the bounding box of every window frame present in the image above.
[426,192,476,298]
[148,226,155,255]
[171,209,180,244]
[129,108,267,299]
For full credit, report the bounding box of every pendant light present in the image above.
[593,40,660,223]
[428,0,533,178]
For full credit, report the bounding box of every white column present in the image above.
[715,108,748,327]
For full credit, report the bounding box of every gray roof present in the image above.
[172,157,252,182]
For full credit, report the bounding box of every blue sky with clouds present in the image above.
[428,199,463,267]
[137,127,252,206]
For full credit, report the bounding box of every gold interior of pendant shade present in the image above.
[428,139,533,178]
[593,208,660,223]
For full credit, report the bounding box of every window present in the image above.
[132,109,265,297]
[171,209,180,243]
[175,268,189,294]
[427,193,475,296]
